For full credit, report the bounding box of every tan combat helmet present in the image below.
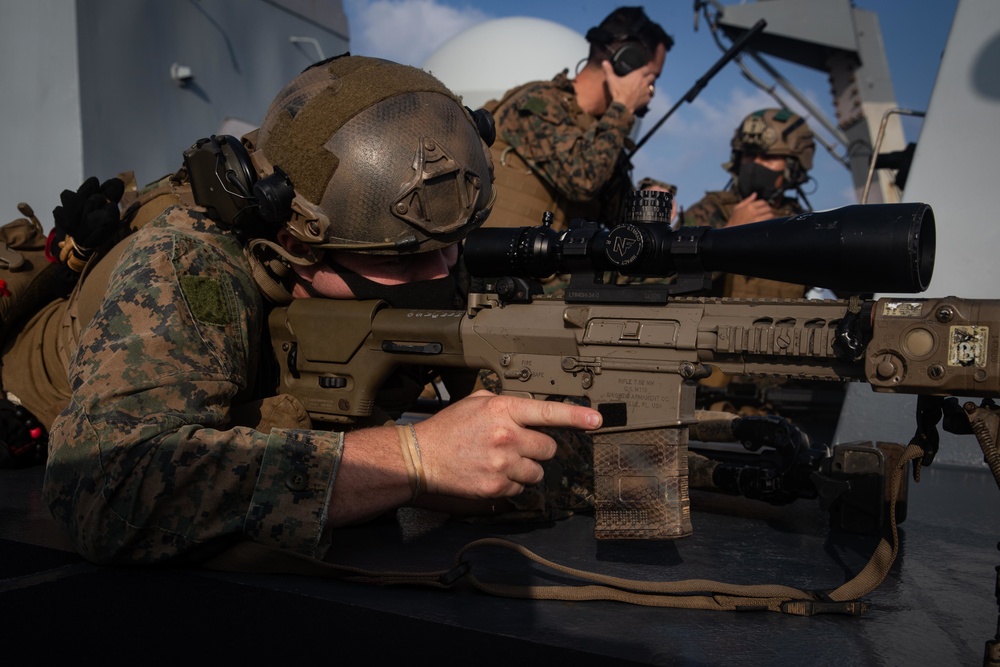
[246,55,495,255]
[726,108,815,188]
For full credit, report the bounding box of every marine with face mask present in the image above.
[680,109,840,428]
[35,55,602,565]
[683,108,816,299]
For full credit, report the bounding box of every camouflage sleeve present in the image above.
[497,84,634,202]
[682,194,728,229]
[43,207,343,564]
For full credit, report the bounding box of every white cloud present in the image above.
[346,0,490,67]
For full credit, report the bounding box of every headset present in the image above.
[585,13,653,77]
[183,134,295,230]
[184,134,420,252]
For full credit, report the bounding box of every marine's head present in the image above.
[182,55,496,305]
[186,55,494,257]
[248,55,494,255]
[726,108,815,202]
[584,6,673,76]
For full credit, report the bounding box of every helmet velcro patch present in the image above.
[261,58,463,205]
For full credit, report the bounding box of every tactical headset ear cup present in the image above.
[214,134,296,226]
[185,133,298,227]
[252,167,295,225]
[785,157,804,188]
[585,13,653,77]
[214,135,257,197]
[466,106,496,147]
[609,42,651,77]
[185,135,258,225]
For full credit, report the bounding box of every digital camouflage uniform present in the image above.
[683,188,807,300]
[483,72,635,230]
[1,173,190,432]
[37,54,606,564]
[43,206,334,564]
[41,196,600,560]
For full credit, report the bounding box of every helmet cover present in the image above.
[252,55,494,254]
[726,108,815,186]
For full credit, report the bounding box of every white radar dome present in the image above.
[422,17,588,110]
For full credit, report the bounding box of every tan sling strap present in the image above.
[202,442,923,617]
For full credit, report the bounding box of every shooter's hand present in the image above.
[416,390,602,498]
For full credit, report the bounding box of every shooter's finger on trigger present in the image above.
[509,396,603,431]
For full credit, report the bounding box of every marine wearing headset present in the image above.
[35,55,602,564]
[481,6,673,231]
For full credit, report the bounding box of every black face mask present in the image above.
[324,258,461,310]
[737,162,785,202]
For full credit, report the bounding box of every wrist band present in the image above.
[396,424,427,501]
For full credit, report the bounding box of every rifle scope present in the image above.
[464,192,935,294]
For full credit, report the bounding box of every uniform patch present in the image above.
[522,96,548,116]
[180,275,230,326]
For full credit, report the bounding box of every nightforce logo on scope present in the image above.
[606,225,644,267]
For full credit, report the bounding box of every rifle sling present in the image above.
[202,444,922,617]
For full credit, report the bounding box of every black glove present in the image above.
[0,399,47,468]
[52,177,124,267]
[731,413,808,455]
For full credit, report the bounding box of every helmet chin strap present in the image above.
[791,180,815,213]
[244,235,462,309]
[243,237,322,305]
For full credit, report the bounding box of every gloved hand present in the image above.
[731,413,809,454]
[0,398,46,468]
[52,176,124,270]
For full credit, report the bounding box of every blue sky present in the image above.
[343,0,958,213]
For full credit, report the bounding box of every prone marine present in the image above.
[5,55,603,563]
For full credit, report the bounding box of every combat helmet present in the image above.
[246,55,494,255]
[726,108,815,188]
